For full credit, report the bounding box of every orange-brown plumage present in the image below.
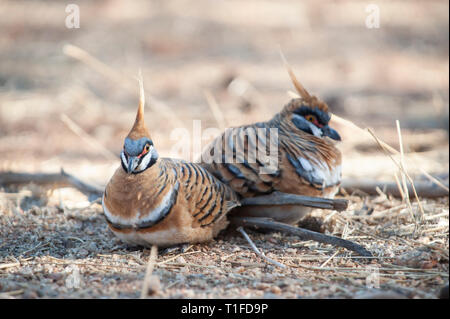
[201,99,341,198]
[102,77,239,247]
[200,68,342,224]
[103,159,239,247]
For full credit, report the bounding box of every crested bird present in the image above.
[200,66,342,225]
[102,77,239,247]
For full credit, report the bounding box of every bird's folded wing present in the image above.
[176,161,240,227]
[200,127,282,197]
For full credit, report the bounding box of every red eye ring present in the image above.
[136,144,151,158]
[140,144,150,156]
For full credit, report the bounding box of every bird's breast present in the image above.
[102,165,182,229]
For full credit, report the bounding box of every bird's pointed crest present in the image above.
[127,71,152,140]
[279,48,329,113]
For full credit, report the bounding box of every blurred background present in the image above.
[0,0,448,299]
[0,0,448,186]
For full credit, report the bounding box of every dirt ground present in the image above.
[0,0,448,299]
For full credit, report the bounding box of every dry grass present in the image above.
[0,0,448,299]
[0,188,448,298]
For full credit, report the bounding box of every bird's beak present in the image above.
[127,156,139,174]
[322,125,341,141]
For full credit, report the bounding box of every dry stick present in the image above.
[63,44,185,129]
[60,169,104,198]
[0,262,20,270]
[368,127,426,222]
[396,122,417,225]
[231,217,372,257]
[0,170,104,199]
[367,203,407,219]
[160,262,218,269]
[340,179,448,198]
[0,290,23,298]
[156,250,200,266]
[319,250,340,268]
[237,226,286,268]
[60,113,117,161]
[332,113,449,194]
[396,120,425,221]
[421,225,449,234]
[240,191,348,211]
[393,172,406,201]
[408,154,449,193]
[396,120,425,222]
[140,245,158,299]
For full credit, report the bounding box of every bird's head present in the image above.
[280,63,341,141]
[282,98,341,141]
[121,75,158,174]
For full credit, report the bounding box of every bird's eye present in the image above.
[305,114,317,123]
[144,144,150,153]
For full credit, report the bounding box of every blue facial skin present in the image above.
[291,115,314,135]
[123,137,153,156]
[294,106,331,124]
[291,106,341,141]
[121,137,158,174]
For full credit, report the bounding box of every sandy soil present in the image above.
[0,0,448,299]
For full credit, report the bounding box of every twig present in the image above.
[396,121,412,213]
[237,226,286,269]
[0,290,24,298]
[159,262,218,269]
[0,170,104,199]
[341,178,448,198]
[421,225,449,234]
[319,250,341,268]
[393,172,406,200]
[369,126,426,222]
[165,280,183,289]
[60,113,117,161]
[409,157,449,193]
[20,241,49,257]
[396,120,425,222]
[396,121,417,226]
[231,217,373,257]
[60,169,104,198]
[367,203,407,219]
[66,236,85,244]
[156,250,200,266]
[140,245,158,299]
[279,255,386,260]
[0,262,20,270]
[331,113,449,194]
[240,191,348,211]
